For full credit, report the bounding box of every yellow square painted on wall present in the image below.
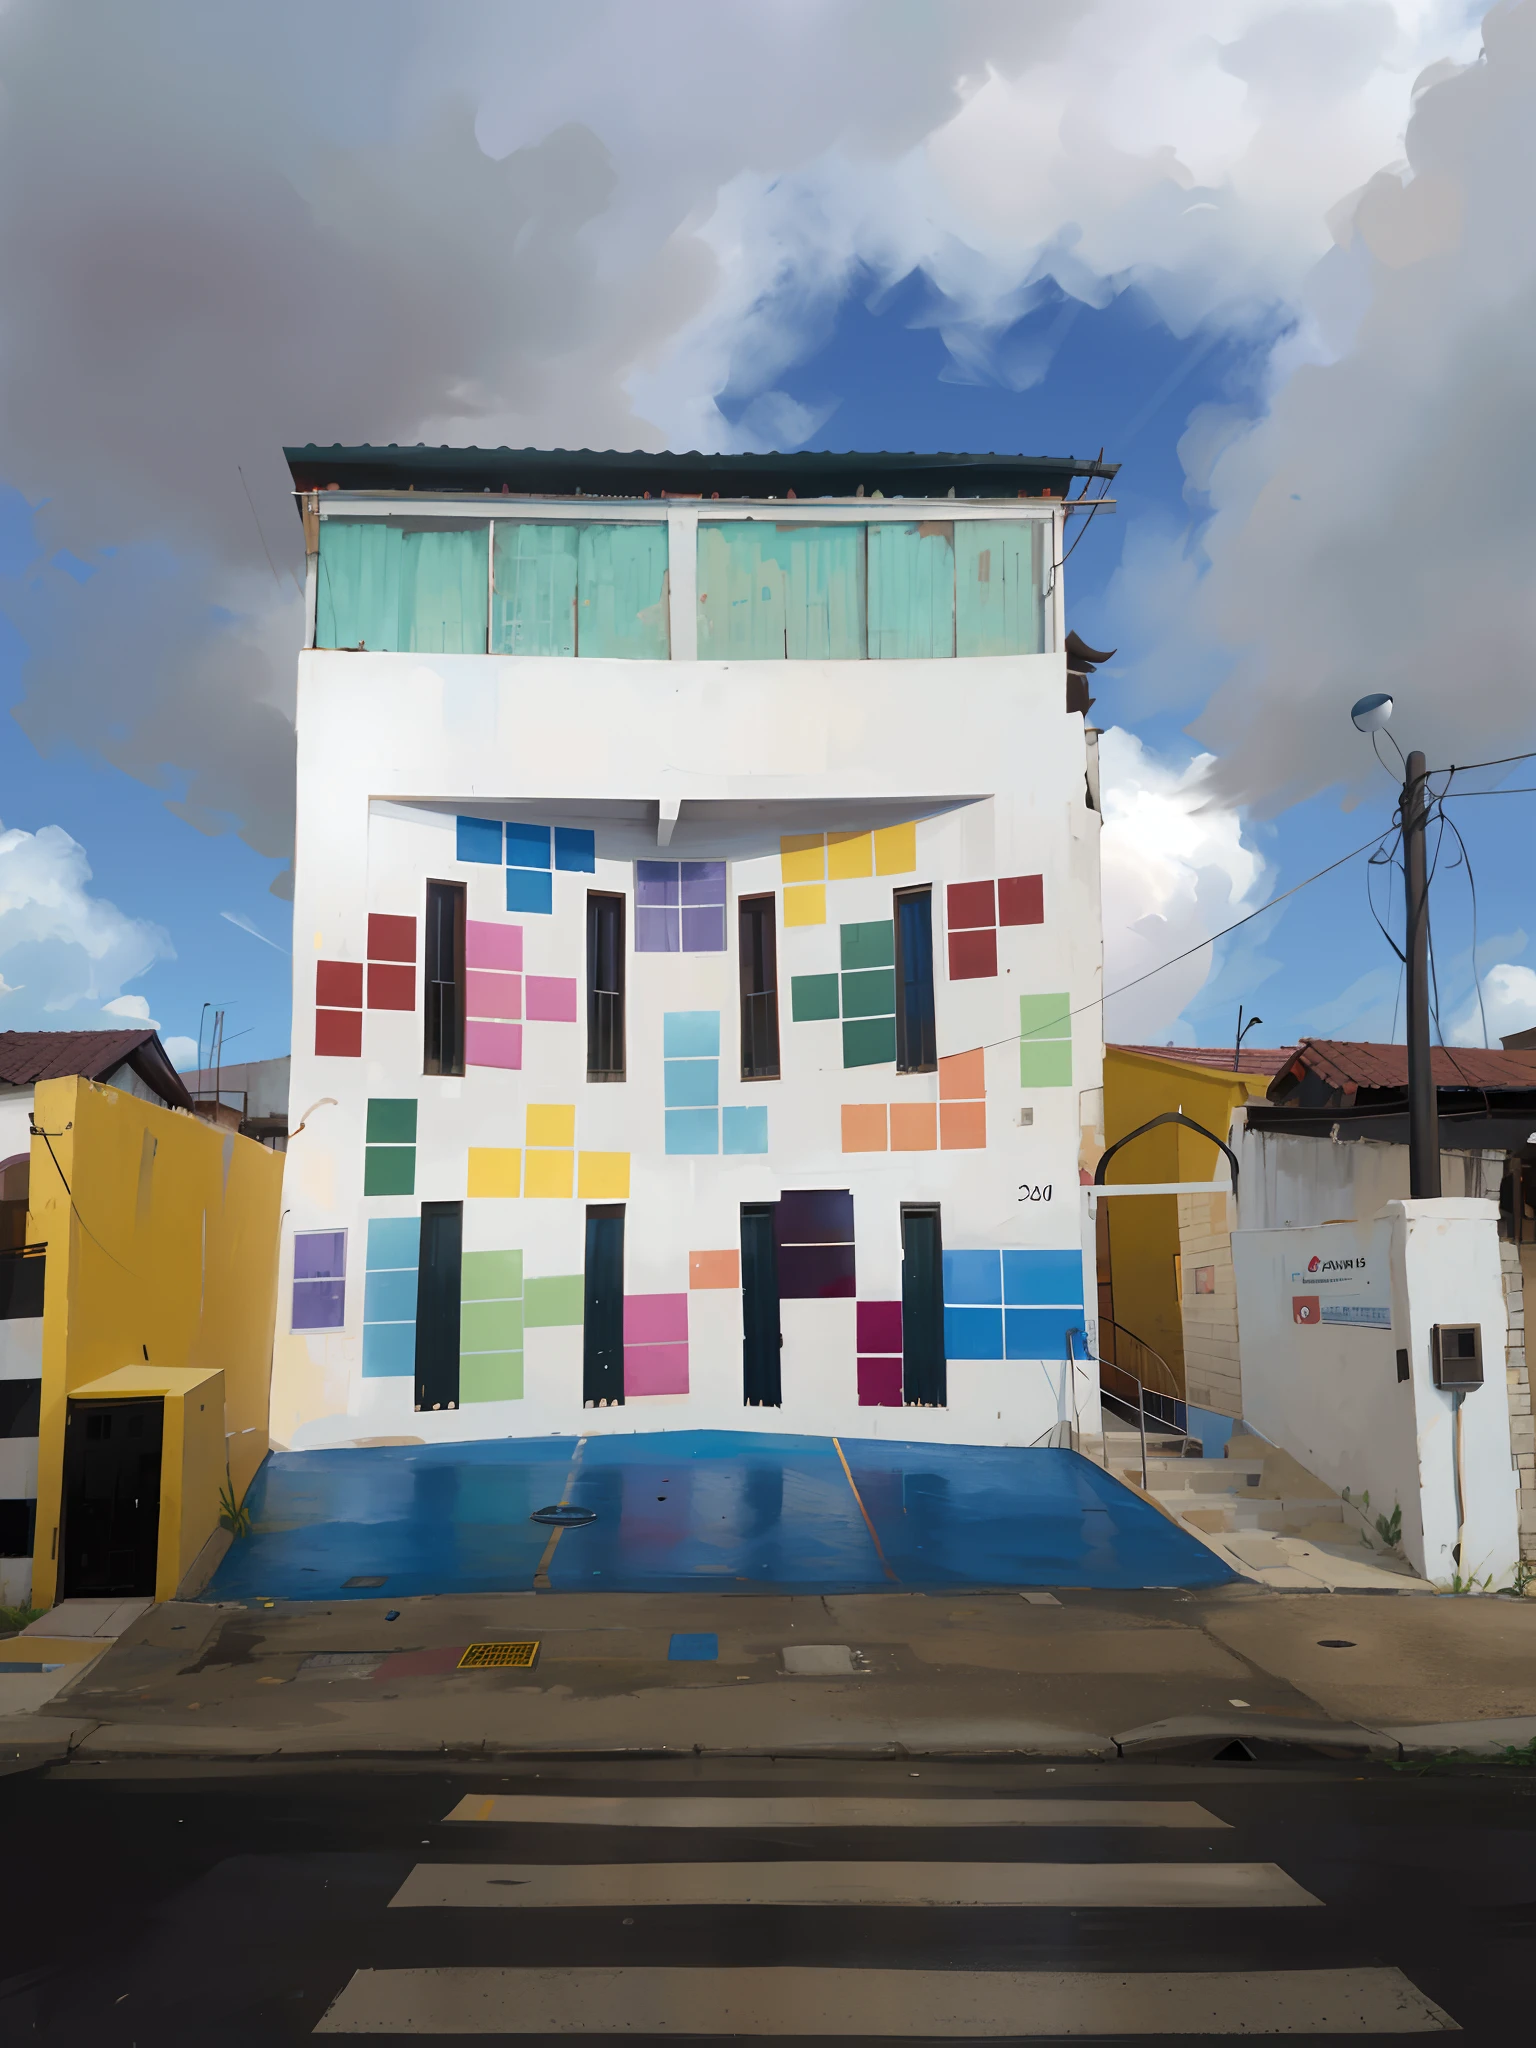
[826,830,873,881]
[780,833,826,885]
[526,1103,576,1149]
[783,884,826,928]
[467,1148,521,1199]
[873,821,917,875]
[525,1149,575,1199]
[578,1151,630,1199]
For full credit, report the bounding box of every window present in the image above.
[587,893,626,1080]
[423,882,466,1077]
[901,1207,945,1407]
[634,860,727,953]
[414,1201,463,1412]
[738,895,780,1080]
[316,519,489,653]
[292,1230,347,1331]
[583,1206,626,1407]
[894,887,937,1072]
[1193,1265,1217,1296]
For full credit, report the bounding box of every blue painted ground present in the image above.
[204,1430,1233,1601]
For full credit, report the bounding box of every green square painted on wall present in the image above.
[524,1274,585,1327]
[366,1097,418,1145]
[840,967,896,1019]
[459,1352,524,1403]
[461,1249,523,1301]
[842,1016,897,1068]
[363,1145,416,1197]
[840,920,895,972]
[460,1299,524,1353]
[1019,1041,1074,1088]
[1018,993,1071,1043]
[790,973,840,1023]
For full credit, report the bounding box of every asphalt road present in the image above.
[1,1754,1532,2042]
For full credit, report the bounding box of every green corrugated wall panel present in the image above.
[317,520,488,653]
[696,522,865,659]
[577,524,670,658]
[955,521,1044,657]
[492,522,577,655]
[867,521,955,659]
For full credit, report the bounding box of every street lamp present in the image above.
[1351,693,1440,1198]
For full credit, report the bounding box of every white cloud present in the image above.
[102,993,159,1026]
[1098,727,1272,1043]
[0,820,173,1026]
[162,1034,201,1071]
[1449,962,1536,1047]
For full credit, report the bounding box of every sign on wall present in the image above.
[1289,1247,1390,1330]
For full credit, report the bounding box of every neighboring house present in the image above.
[1100,1043,1292,1412]
[184,1055,291,1148]
[274,442,1116,1452]
[0,1031,283,1608]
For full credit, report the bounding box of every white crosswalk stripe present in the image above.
[314,1791,1460,2037]
[389,1860,1319,1910]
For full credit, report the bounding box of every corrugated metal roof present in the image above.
[1272,1038,1536,1095]
[0,1029,193,1110]
[284,444,1118,501]
[1111,1043,1296,1077]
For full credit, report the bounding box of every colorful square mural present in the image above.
[362,1216,419,1376]
[636,861,727,952]
[1019,993,1073,1087]
[364,1099,417,1196]
[942,1247,1084,1360]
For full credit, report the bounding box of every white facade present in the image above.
[276,487,1105,1452]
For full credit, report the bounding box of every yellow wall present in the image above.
[1101,1050,1269,1390]
[27,1076,283,1607]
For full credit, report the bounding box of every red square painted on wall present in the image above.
[998,874,1044,926]
[947,927,998,981]
[367,913,417,963]
[947,879,996,931]
[316,959,363,1009]
[1293,1296,1321,1325]
[315,1008,363,1058]
[857,1356,903,1407]
[367,962,416,1011]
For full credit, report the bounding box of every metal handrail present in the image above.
[1094,1321,1194,1490]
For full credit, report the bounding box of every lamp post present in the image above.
[1352,695,1440,1198]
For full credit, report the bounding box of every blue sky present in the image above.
[1,0,1530,1066]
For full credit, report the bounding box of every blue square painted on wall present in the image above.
[1001,1248,1084,1307]
[456,815,502,865]
[668,1633,718,1661]
[505,868,553,916]
[367,1216,420,1270]
[505,820,552,869]
[665,1107,719,1156]
[1004,1307,1082,1361]
[663,1010,720,1058]
[554,827,596,873]
[664,1059,719,1108]
[943,1304,1005,1360]
[943,1249,1003,1306]
[361,1321,416,1378]
[722,1105,769,1154]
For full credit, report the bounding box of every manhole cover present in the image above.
[459,1641,540,1669]
[343,1576,388,1589]
[1317,1639,1357,1649]
[530,1504,597,1526]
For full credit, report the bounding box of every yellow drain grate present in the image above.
[458,1640,540,1670]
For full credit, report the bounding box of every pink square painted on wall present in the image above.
[856,1300,902,1354]
[465,1020,522,1070]
[625,1343,689,1395]
[624,1292,688,1344]
[467,969,521,1020]
[466,920,522,972]
[857,1356,902,1406]
[526,975,578,1023]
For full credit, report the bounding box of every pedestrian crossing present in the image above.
[314,1787,1459,2037]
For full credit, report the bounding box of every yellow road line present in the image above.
[831,1437,898,1583]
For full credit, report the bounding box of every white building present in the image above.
[273,447,1114,1453]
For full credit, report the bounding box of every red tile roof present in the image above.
[1273,1038,1536,1094]
[1111,1043,1296,1077]
[0,1030,192,1109]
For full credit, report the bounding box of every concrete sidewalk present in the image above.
[6,1579,1536,1770]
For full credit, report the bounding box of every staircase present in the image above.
[1087,1427,1428,1592]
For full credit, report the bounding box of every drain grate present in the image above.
[458,1641,540,1670]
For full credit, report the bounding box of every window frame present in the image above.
[586,890,627,1082]
[738,893,781,1082]
[893,885,938,1074]
[422,879,467,1078]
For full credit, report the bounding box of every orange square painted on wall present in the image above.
[689,1250,740,1290]
[889,1103,938,1151]
[938,1048,985,1100]
[939,1100,987,1150]
[841,1103,888,1152]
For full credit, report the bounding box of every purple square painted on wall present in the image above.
[635,905,680,953]
[857,1356,902,1407]
[293,1277,345,1330]
[776,1189,855,1247]
[778,1242,856,1300]
[680,905,726,952]
[635,861,679,906]
[680,861,725,906]
[856,1300,902,1354]
[294,1231,346,1281]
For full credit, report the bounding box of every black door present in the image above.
[62,1397,163,1598]
[583,1205,625,1406]
[741,1202,782,1406]
[902,1206,946,1407]
[415,1201,463,1411]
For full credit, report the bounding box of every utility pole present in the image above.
[1402,750,1441,1198]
